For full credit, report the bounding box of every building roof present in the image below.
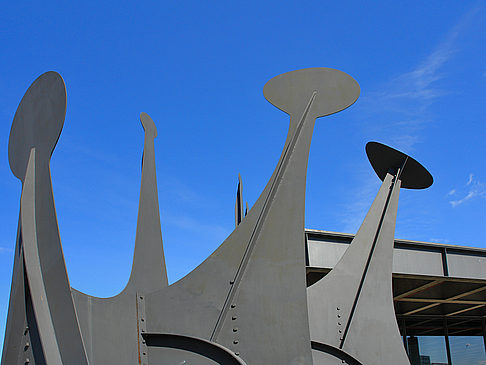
[305,229,486,336]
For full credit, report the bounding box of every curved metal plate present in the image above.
[8,71,66,180]
[263,67,360,118]
[311,342,364,365]
[366,141,433,189]
[143,333,247,364]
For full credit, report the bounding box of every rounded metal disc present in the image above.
[263,67,360,118]
[366,142,433,189]
[8,71,66,180]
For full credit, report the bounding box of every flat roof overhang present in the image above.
[305,229,486,337]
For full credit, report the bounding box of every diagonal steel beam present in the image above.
[394,279,444,300]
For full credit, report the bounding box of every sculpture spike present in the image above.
[67,113,168,365]
[235,173,244,227]
[125,112,168,293]
[307,142,432,364]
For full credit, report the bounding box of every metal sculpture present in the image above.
[3,72,88,365]
[307,142,433,364]
[234,173,246,227]
[1,66,433,364]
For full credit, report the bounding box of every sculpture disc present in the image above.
[366,141,433,189]
[263,67,360,118]
[8,71,66,180]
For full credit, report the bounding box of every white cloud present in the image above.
[450,191,477,207]
[449,174,485,207]
[385,36,455,105]
[0,246,13,254]
[429,238,450,244]
[340,5,482,230]
[162,213,230,241]
[340,8,481,231]
[361,5,481,153]
[340,171,380,234]
[389,134,421,153]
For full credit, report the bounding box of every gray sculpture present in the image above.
[3,72,88,365]
[134,68,359,365]
[307,142,432,364]
[1,66,433,364]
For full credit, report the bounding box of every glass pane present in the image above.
[449,336,486,365]
[406,336,448,365]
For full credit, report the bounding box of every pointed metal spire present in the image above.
[235,173,244,227]
[126,112,168,293]
[307,142,432,364]
[67,113,169,365]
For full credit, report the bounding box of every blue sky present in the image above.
[0,1,485,349]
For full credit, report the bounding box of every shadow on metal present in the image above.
[311,341,364,365]
[143,333,247,364]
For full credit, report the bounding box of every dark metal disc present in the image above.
[366,142,433,189]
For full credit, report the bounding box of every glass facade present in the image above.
[449,336,486,365]
[404,335,486,365]
[405,336,448,365]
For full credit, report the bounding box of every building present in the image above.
[306,229,486,364]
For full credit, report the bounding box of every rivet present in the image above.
[337,307,340,311]
[235,352,240,356]
[142,340,146,344]
[230,281,234,285]
[143,352,146,355]
[337,314,341,318]
[141,329,145,332]
[232,316,237,320]
[140,296,144,300]
[25,359,30,364]
[141,318,145,322]
[231,304,236,308]
[338,322,341,326]
[233,340,239,344]
[233,328,238,332]
[339,330,342,333]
